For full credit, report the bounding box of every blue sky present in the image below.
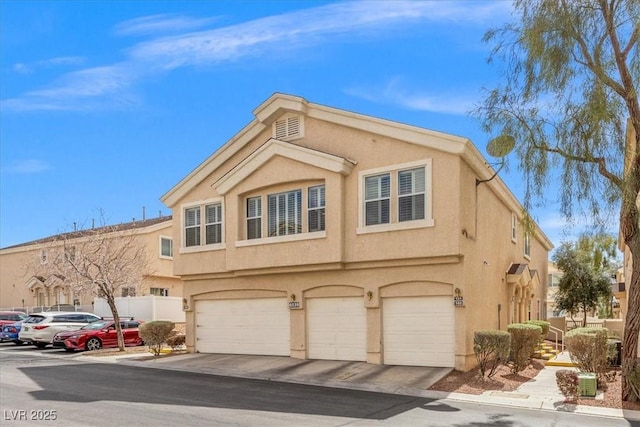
[0,0,591,249]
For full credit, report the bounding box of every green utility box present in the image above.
[578,373,597,397]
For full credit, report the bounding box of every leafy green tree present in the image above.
[553,240,613,327]
[477,0,639,401]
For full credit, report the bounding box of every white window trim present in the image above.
[357,159,434,235]
[308,185,326,233]
[179,197,226,254]
[159,235,173,259]
[523,233,531,260]
[511,213,518,243]
[236,231,326,247]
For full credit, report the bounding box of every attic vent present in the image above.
[274,115,303,140]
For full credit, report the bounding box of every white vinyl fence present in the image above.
[93,296,184,323]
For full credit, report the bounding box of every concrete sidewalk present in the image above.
[79,350,640,422]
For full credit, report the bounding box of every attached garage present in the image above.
[307,297,367,361]
[195,298,290,356]
[383,296,455,367]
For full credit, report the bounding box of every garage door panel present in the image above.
[383,296,454,367]
[196,298,289,356]
[307,297,367,361]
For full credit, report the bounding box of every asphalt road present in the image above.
[1,343,637,427]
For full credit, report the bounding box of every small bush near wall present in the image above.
[139,321,175,356]
[474,330,511,378]
[555,369,579,401]
[166,334,186,351]
[508,323,542,374]
[525,320,550,344]
[565,327,611,378]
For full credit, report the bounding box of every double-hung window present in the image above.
[184,207,201,247]
[308,185,325,232]
[359,160,432,233]
[183,199,224,250]
[398,167,425,222]
[247,197,262,239]
[205,203,222,244]
[365,174,391,226]
[268,190,302,236]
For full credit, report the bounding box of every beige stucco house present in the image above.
[161,94,553,371]
[0,216,181,311]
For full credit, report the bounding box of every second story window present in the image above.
[358,159,433,234]
[511,213,518,242]
[524,233,531,258]
[268,190,302,236]
[243,183,326,242]
[398,167,425,222]
[247,197,262,240]
[185,207,201,247]
[64,246,76,262]
[205,203,222,244]
[308,185,325,232]
[160,236,173,258]
[365,174,391,226]
[182,198,225,250]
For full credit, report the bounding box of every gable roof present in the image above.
[1,216,172,252]
[214,139,356,195]
[161,93,474,207]
[161,93,553,250]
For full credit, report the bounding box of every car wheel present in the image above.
[86,338,102,351]
[13,340,24,346]
[34,342,47,349]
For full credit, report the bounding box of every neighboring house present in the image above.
[0,216,181,311]
[161,93,553,371]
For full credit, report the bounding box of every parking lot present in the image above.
[0,340,81,358]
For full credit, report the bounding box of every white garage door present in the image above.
[195,298,290,356]
[383,296,454,367]
[307,297,367,361]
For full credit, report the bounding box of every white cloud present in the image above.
[12,56,85,75]
[114,14,218,37]
[2,1,511,112]
[4,159,52,174]
[346,76,477,115]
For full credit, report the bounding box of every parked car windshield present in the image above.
[22,316,45,324]
[80,321,112,330]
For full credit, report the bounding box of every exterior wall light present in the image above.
[367,291,373,300]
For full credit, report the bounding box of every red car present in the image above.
[52,319,144,351]
[0,311,27,327]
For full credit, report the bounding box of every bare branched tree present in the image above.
[33,218,152,351]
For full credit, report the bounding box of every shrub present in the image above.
[525,320,550,344]
[565,327,611,377]
[166,334,186,351]
[507,323,541,374]
[474,330,510,378]
[139,320,175,356]
[555,369,579,401]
